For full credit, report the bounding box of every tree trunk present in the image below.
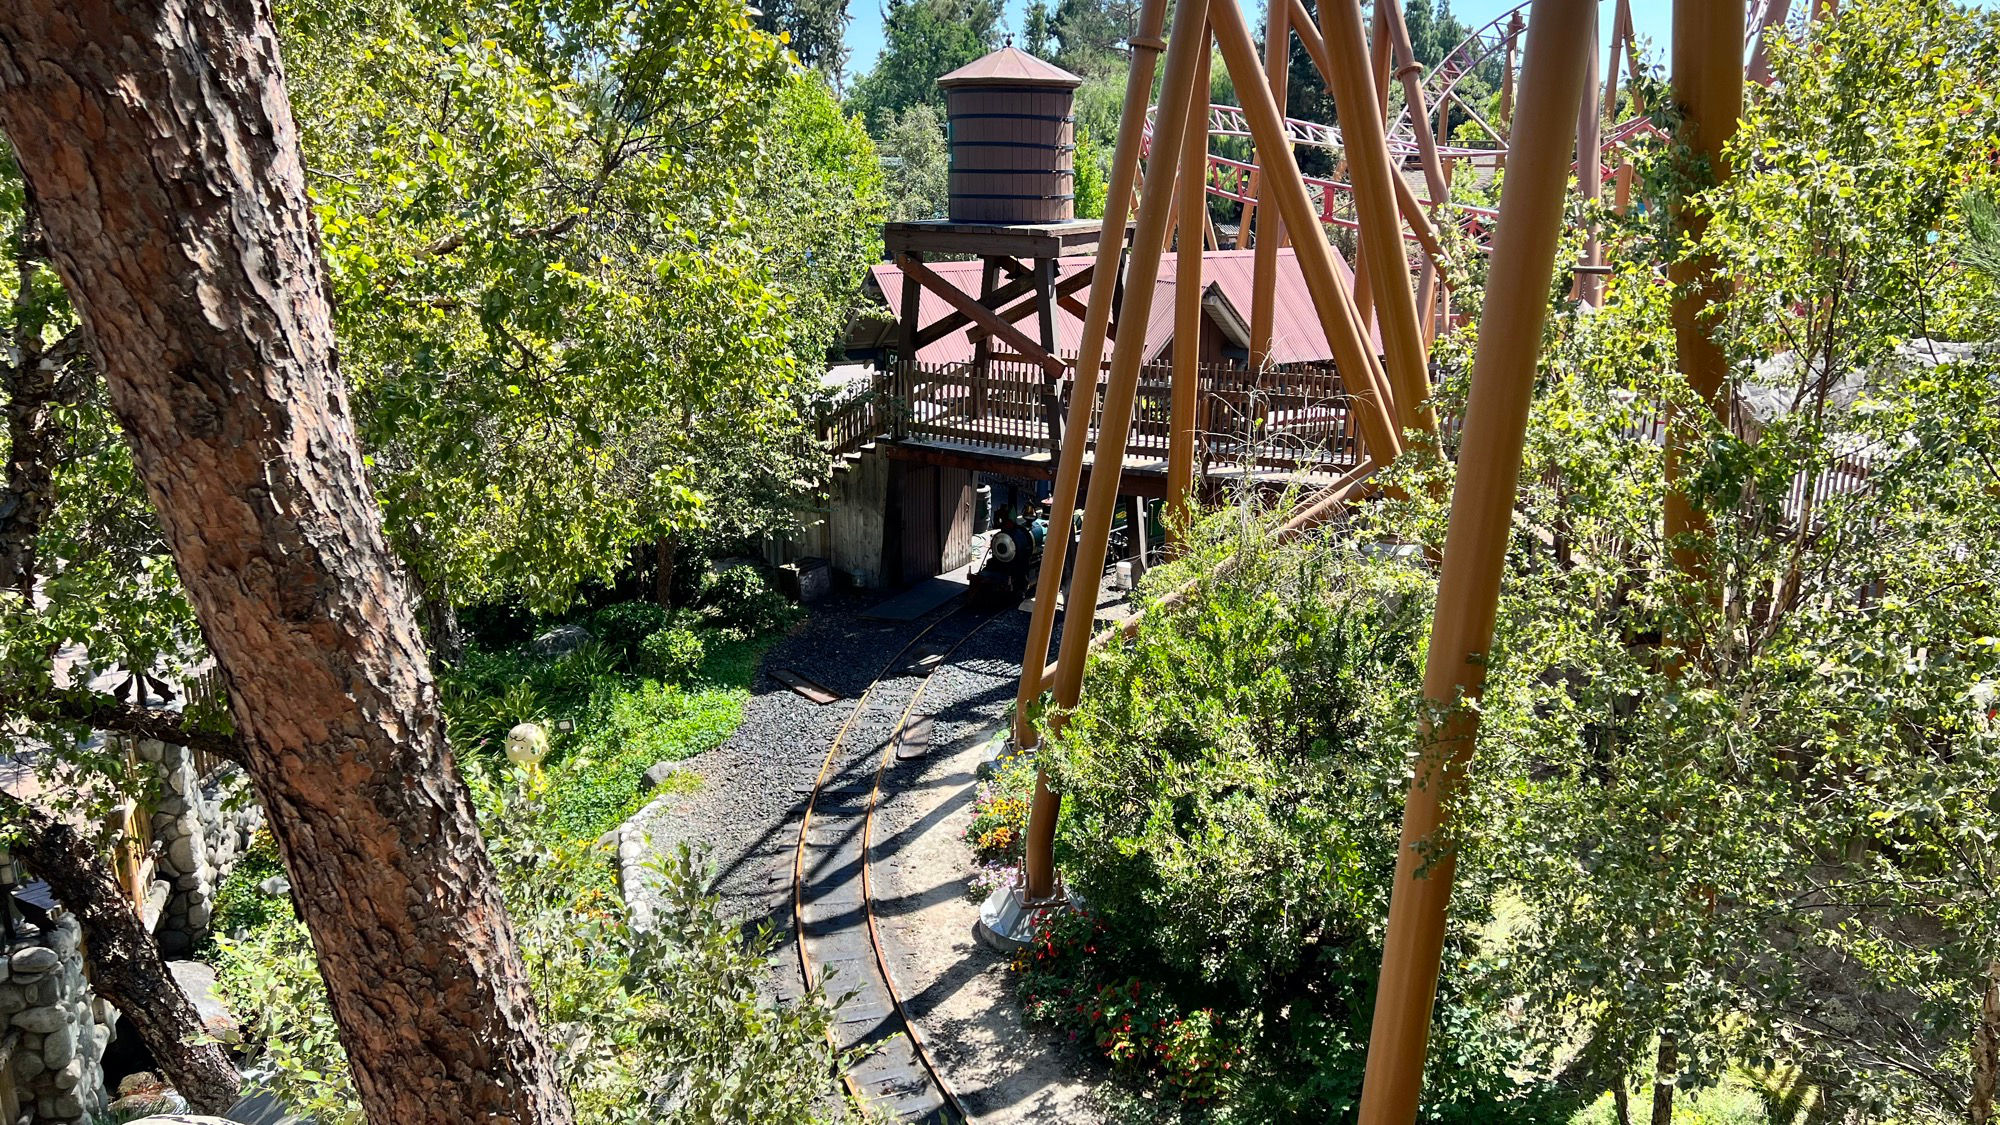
[0,791,241,1115]
[1613,1078,1633,1125]
[0,202,77,600]
[1650,1033,1676,1125]
[0,5,575,1125]
[653,535,677,608]
[1974,962,1998,1125]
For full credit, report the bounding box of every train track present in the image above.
[789,602,1004,1123]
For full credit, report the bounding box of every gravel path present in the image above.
[623,592,1108,1123]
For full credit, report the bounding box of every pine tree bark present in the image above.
[0,4,574,1124]
[653,535,677,608]
[0,791,240,1115]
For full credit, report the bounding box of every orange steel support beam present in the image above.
[1248,0,1291,366]
[1168,39,1210,532]
[1010,0,1168,762]
[1318,0,1435,436]
[1665,0,1747,584]
[1208,0,1403,464]
[1354,2,1595,1121]
[1749,0,1794,84]
[1019,0,1208,902]
[1575,1,1604,304]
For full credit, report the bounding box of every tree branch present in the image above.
[0,685,240,763]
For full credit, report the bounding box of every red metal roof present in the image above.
[936,46,1083,89]
[864,248,1373,368]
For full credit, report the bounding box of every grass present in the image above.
[447,627,776,846]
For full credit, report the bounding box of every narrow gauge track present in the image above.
[791,601,1002,1123]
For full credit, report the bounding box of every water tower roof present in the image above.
[937,46,1082,89]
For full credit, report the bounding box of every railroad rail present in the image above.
[790,602,1004,1122]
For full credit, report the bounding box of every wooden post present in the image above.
[1014,0,1179,898]
[1035,258,1063,452]
[1318,0,1436,438]
[1168,38,1210,535]
[1355,3,1595,1121]
[1247,0,1291,367]
[1665,0,1747,590]
[896,252,922,439]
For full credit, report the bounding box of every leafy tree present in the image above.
[879,103,953,221]
[1047,0,1138,78]
[847,0,1002,135]
[1418,1,2000,1116]
[758,0,851,77]
[283,0,883,630]
[1025,0,1055,56]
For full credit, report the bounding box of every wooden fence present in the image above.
[880,357,1367,478]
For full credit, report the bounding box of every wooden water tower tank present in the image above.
[938,47,1083,224]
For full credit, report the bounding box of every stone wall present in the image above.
[141,741,264,957]
[0,915,112,1124]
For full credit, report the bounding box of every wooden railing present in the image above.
[818,377,891,462]
[893,357,1366,479]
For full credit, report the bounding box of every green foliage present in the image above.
[847,0,1000,134]
[216,790,856,1125]
[878,104,951,222]
[589,601,671,667]
[636,625,707,684]
[1037,503,1558,1122]
[1074,128,1108,221]
[1045,0,1136,78]
[208,829,287,942]
[281,0,884,614]
[693,565,802,637]
[1401,2,2000,1115]
[438,611,773,845]
[757,0,850,75]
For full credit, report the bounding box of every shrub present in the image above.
[964,750,1035,864]
[694,565,798,636]
[216,783,860,1125]
[208,828,287,943]
[1031,506,1558,1122]
[589,601,670,667]
[636,624,705,683]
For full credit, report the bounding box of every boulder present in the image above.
[12,1006,66,1033]
[531,624,591,656]
[642,761,683,790]
[167,960,238,1043]
[9,946,59,975]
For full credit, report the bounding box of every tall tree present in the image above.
[758,0,850,76]
[847,0,1002,134]
[284,0,883,635]
[0,3,574,1124]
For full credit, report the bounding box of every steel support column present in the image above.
[1355,3,1596,1120]
[1018,0,1208,902]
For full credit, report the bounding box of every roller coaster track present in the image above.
[1140,0,1784,245]
[790,601,1005,1123]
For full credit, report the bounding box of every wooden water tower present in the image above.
[941,47,1082,223]
[886,47,1130,452]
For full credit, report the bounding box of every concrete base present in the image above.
[973,730,1017,780]
[974,881,1065,953]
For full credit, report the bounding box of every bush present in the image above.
[208,828,287,944]
[635,624,705,683]
[694,565,798,636]
[216,790,861,1125]
[1030,506,1560,1122]
[589,601,670,667]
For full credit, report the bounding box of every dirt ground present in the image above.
[867,631,1112,1125]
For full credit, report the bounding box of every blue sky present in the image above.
[841,0,1676,80]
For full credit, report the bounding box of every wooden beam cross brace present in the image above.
[898,254,1068,378]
